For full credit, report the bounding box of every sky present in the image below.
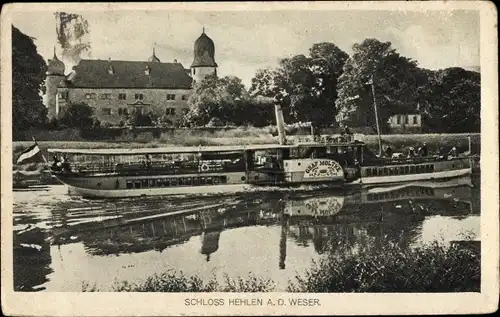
[11,8,480,88]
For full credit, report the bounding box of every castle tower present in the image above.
[191,28,218,84]
[45,47,65,119]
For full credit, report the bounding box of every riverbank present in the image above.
[83,238,480,292]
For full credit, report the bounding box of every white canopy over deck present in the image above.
[48,141,365,156]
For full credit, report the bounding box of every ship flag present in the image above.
[16,142,42,164]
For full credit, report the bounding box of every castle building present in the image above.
[45,30,218,126]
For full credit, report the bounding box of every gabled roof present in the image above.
[62,59,193,89]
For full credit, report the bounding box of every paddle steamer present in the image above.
[48,105,472,198]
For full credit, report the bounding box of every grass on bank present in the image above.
[82,239,480,293]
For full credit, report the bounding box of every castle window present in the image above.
[182,95,188,101]
[193,69,196,75]
[135,94,144,100]
[166,94,176,101]
[396,115,401,124]
[166,108,176,116]
[102,108,112,115]
[57,92,68,100]
[100,93,112,100]
[404,115,409,124]
[118,93,127,100]
[413,116,418,124]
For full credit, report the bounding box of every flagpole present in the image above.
[370,74,383,157]
[32,136,49,164]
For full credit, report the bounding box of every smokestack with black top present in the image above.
[274,103,287,145]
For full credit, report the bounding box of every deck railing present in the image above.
[68,160,246,175]
[363,155,472,166]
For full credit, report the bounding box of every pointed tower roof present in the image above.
[148,46,161,63]
[47,46,65,76]
[191,28,217,68]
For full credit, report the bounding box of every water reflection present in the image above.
[13,177,479,291]
[13,226,53,291]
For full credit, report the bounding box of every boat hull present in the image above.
[67,183,254,198]
[58,169,471,199]
[360,167,471,185]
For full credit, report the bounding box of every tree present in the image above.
[249,42,349,132]
[335,39,428,133]
[182,74,251,127]
[55,12,91,65]
[249,68,280,98]
[59,102,94,128]
[153,115,174,128]
[12,25,48,133]
[420,68,480,133]
[126,110,154,126]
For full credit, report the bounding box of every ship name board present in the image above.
[304,160,344,178]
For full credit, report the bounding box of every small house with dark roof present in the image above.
[45,29,218,126]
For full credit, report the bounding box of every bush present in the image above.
[84,271,275,292]
[59,102,94,129]
[288,239,480,293]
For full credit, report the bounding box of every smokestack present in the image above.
[274,104,287,145]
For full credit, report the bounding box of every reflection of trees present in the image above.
[69,201,278,257]
[13,228,53,291]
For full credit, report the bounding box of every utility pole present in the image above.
[370,74,383,157]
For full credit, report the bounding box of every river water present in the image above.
[13,176,480,292]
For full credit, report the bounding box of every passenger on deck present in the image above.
[61,154,71,171]
[448,146,458,158]
[418,142,428,157]
[52,155,62,170]
[344,126,352,142]
[407,147,416,158]
[384,146,393,158]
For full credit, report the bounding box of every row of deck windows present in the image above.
[366,164,434,177]
[367,187,434,201]
[126,176,228,189]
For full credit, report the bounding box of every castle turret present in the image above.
[45,47,65,119]
[191,28,217,84]
[148,47,161,63]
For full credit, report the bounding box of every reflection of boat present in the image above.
[44,105,473,198]
[13,169,54,189]
[284,194,345,217]
[361,178,473,204]
[283,178,473,219]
